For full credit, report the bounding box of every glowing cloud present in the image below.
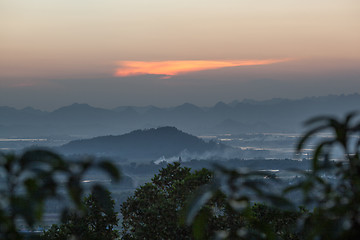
[114,59,290,78]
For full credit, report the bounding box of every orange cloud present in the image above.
[114,59,290,78]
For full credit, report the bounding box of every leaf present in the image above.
[20,149,61,166]
[97,161,121,182]
[312,140,334,171]
[24,178,39,195]
[185,184,217,225]
[264,194,294,210]
[303,115,336,126]
[192,208,211,240]
[297,125,329,152]
[66,175,83,207]
[344,111,358,125]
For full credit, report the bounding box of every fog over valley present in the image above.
[2,94,357,164]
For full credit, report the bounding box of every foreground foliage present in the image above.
[294,112,360,239]
[3,112,360,239]
[0,149,120,240]
[187,112,360,239]
[120,162,216,239]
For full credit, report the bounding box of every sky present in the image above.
[1,0,360,110]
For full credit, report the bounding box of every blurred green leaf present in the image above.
[97,161,121,182]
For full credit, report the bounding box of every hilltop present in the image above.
[59,127,227,160]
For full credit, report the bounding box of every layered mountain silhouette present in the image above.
[1,94,360,137]
[59,126,226,159]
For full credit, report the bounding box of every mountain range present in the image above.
[1,94,360,138]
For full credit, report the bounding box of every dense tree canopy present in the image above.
[120,162,223,239]
[42,190,119,240]
[120,162,302,240]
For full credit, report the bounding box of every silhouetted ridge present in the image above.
[59,127,225,159]
[172,103,202,113]
[51,103,111,116]
[48,103,119,124]
[1,94,360,137]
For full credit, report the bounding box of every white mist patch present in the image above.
[154,148,242,164]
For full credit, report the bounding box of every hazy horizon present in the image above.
[1,92,360,112]
[2,1,359,110]
[1,58,360,111]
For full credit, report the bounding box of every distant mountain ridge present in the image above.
[59,126,226,160]
[1,94,360,137]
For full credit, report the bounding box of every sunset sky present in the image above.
[1,0,359,110]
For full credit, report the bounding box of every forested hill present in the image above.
[58,127,227,159]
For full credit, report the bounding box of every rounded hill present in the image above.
[59,127,226,160]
